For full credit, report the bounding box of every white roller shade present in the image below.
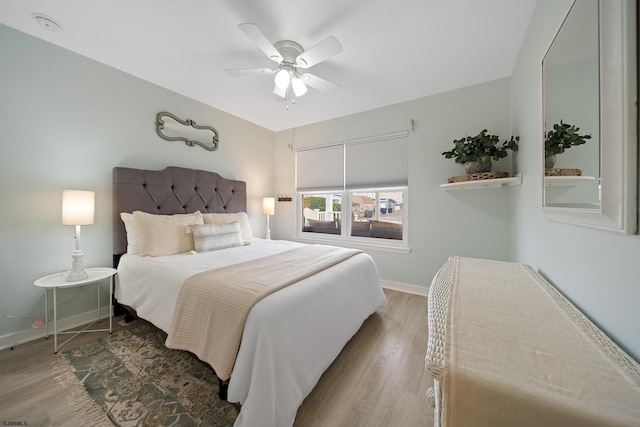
[345,131,408,189]
[296,144,344,191]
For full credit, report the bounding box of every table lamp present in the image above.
[262,197,275,240]
[62,190,95,281]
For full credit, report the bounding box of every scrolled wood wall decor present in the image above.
[155,111,219,151]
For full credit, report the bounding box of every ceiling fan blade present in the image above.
[302,73,341,93]
[296,36,343,68]
[238,23,283,63]
[225,67,275,77]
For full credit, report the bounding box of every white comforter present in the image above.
[115,239,386,427]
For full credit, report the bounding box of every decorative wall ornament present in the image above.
[155,111,219,151]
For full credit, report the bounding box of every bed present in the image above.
[112,166,387,427]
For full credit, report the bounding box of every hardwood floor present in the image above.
[294,289,433,427]
[0,288,433,426]
[0,316,132,426]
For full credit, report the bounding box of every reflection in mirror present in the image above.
[541,0,637,234]
[543,0,600,209]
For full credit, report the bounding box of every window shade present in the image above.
[296,130,408,191]
[345,131,408,189]
[296,144,344,191]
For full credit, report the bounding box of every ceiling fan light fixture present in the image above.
[273,84,287,98]
[227,24,342,99]
[274,68,291,89]
[291,75,308,97]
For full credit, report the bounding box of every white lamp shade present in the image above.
[262,197,275,216]
[291,75,308,97]
[274,68,291,89]
[273,84,287,98]
[62,190,95,225]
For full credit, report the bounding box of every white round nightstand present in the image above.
[34,267,117,353]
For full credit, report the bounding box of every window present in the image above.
[302,193,342,235]
[351,191,403,240]
[296,131,408,246]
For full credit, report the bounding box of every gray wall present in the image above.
[272,78,516,289]
[0,24,274,342]
[509,0,640,360]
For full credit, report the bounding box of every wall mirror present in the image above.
[542,0,637,234]
[155,111,219,151]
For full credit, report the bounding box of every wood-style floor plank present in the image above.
[0,317,131,426]
[0,289,434,426]
[294,289,433,427]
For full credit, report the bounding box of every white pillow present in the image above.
[201,212,253,244]
[120,212,140,254]
[190,222,243,252]
[133,211,204,257]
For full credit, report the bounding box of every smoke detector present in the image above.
[33,13,61,32]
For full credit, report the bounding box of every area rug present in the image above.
[53,320,239,426]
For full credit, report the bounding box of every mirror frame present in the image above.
[542,0,637,234]
[155,111,219,151]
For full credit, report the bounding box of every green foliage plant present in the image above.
[441,129,519,165]
[303,196,341,212]
[544,120,592,158]
[303,196,326,211]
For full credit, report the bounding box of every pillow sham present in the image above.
[133,211,203,256]
[120,212,140,254]
[189,222,243,252]
[201,212,253,244]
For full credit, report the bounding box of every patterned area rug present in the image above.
[53,320,239,426]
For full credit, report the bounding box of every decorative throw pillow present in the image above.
[190,222,243,252]
[133,211,203,256]
[201,212,253,244]
[120,212,140,254]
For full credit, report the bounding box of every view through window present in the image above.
[301,190,404,241]
[351,191,403,240]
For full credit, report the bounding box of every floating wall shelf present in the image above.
[440,173,523,191]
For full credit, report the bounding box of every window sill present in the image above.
[292,235,411,254]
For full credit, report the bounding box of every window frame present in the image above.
[296,187,409,253]
[294,130,410,253]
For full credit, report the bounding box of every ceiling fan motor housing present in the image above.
[275,40,305,67]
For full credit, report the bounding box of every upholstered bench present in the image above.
[425,257,640,427]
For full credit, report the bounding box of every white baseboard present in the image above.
[381,280,429,297]
[0,306,113,351]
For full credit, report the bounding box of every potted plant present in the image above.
[544,120,592,169]
[442,129,519,174]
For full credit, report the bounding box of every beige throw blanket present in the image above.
[443,257,640,427]
[165,245,361,381]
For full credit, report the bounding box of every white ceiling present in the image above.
[0,0,538,132]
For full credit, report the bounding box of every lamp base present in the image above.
[265,214,271,240]
[67,250,88,281]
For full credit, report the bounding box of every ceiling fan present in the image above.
[226,23,343,99]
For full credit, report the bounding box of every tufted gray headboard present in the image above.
[113,166,247,258]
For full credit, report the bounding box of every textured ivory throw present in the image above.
[442,257,640,427]
[165,245,361,381]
